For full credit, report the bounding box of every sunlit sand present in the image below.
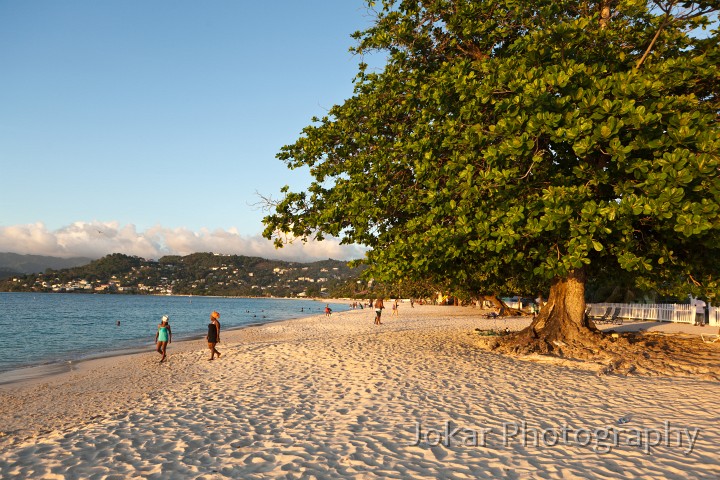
[1,305,717,478]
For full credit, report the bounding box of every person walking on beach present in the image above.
[391,299,399,317]
[207,311,221,360]
[155,315,172,363]
[325,304,332,316]
[374,298,384,325]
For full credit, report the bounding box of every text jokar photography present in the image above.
[407,420,700,455]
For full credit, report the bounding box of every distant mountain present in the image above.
[0,267,20,280]
[0,252,366,298]
[0,252,93,279]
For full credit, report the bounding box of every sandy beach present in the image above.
[1,305,719,479]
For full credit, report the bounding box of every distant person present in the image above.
[391,299,399,316]
[325,304,332,316]
[207,311,221,360]
[695,300,707,326]
[155,315,172,363]
[374,298,384,325]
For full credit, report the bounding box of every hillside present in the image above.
[0,252,92,280]
[0,252,366,298]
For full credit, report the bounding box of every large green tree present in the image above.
[264,0,720,352]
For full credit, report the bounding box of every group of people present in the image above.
[155,298,404,361]
[154,310,222,363]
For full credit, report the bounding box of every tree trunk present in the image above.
[479,294,524,316]
[494,268,600,355]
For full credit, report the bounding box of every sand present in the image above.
[1,305,719,479]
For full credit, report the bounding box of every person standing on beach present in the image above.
[374,298,384,325]
[207,311,221,360]
[694,299,707,326]
[325,304,332,316]
[155,315,172,363]
[392,299,399,317]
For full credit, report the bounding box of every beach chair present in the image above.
[609,307,623,325]
[594,307,612,324]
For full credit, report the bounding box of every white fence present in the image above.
[587,303,703,324]
[709,307,720,327]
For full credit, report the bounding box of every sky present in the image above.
[0,0,379,262]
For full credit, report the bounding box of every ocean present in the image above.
[0,292,348,377]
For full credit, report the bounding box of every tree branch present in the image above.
[636,2,719,70]
[635,14,672,70]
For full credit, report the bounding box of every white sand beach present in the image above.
[1,305,719,479]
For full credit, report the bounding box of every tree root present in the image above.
[480,330,720,381]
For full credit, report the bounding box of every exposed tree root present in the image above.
[477,330,720,381]
[474,270,720,381]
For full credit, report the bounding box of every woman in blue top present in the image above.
[155,315,172,363]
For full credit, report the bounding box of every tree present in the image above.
[263,0,720,354]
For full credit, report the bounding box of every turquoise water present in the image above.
[0,293,347,374]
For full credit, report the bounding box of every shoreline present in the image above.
[0,303,715,391]
[0,313,307,388]
[0,303,714,389]
[1,305,718,478]
[0,296,349,383]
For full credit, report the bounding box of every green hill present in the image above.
[0,252,365,298]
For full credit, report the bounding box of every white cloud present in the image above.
[0,222,367,262]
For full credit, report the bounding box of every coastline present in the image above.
[0,293,345,380]
[1,305,718,478]
[0,305,377,442]
[0,314,305,388]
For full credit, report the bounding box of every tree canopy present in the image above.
[264,0,720,304]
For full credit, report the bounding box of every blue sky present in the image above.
[0,1,378,261]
